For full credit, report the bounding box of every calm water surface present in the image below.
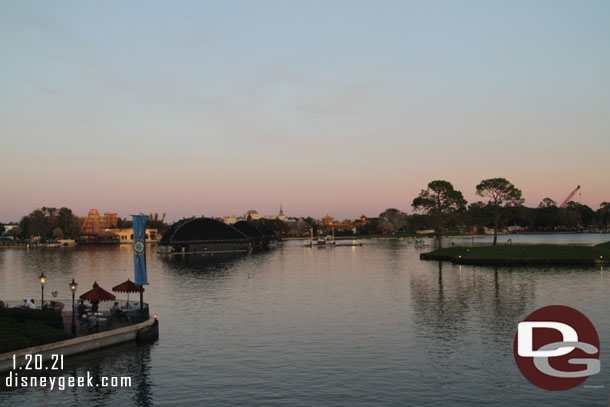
[1,235,609,406]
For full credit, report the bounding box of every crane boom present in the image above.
[559,185,581,208]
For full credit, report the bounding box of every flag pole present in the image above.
[139,284,144,321]
[132,214,149,322]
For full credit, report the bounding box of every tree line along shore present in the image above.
[1,177,608,243]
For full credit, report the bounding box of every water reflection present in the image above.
[132,343,154,407]
[160,252,246,270]
[0,342,155,407]
[409,261,537,352]
[1,241,610,406]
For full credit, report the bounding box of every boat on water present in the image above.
[414,238,429,247]
[335,240,363,247]
[303,227,336,247]
[304,228,363,247]
[314,235,336,247]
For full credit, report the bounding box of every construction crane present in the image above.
[559,185,581,208]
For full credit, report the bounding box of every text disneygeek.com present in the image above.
[5,371,132,391]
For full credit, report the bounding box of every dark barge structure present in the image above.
[159,217,279,255]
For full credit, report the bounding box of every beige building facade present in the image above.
[108,228,160,243]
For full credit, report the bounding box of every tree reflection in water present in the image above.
[409,261,536,359]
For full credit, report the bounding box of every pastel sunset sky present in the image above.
[2,1,609,222]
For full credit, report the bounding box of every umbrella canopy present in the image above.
[112,279,144,293]
[112,278,143,303]
[79,281,116,302]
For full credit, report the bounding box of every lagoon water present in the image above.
[1,234,610,406]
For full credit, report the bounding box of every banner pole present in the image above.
[140,285,144,321]
[132,214,148,321]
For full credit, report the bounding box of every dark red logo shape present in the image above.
[513,305,600,391]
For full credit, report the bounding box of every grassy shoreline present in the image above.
[420,242,610,265]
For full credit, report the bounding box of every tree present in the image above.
[18,215,31,238]
[538,198,557,208]
[0,224,5,235]
[257,218,290,236]
[57,207,80,238]
[566,201,595,228]
[599,202,610,229]
[412,180,467,248]
[463,201,492,234]
[378,208,408,234]
[52,227,64,240]
[6,226,22,239]
[16,207,81,240]
[20,209,48,238]
[357,217,381,235]
[303,217,318,235]
[407,213,433,233]
[117,218,133,229]
[296,218,309,236]
[476,178,524,245]
[534,199,559,231]
[147,213,169,232]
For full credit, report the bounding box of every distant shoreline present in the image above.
[282,231,610,241]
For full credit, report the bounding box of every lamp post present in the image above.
[69,278,78,336]
[39,272,46,309]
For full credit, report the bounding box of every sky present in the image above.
[1,0,609,222]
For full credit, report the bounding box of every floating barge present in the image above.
[159,217,279,255]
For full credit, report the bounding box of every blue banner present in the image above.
[132,215,148,285]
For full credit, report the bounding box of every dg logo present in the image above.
[513,305,600,391]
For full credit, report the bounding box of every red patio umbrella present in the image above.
[112,279,143,303]
[79,281,116,303]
